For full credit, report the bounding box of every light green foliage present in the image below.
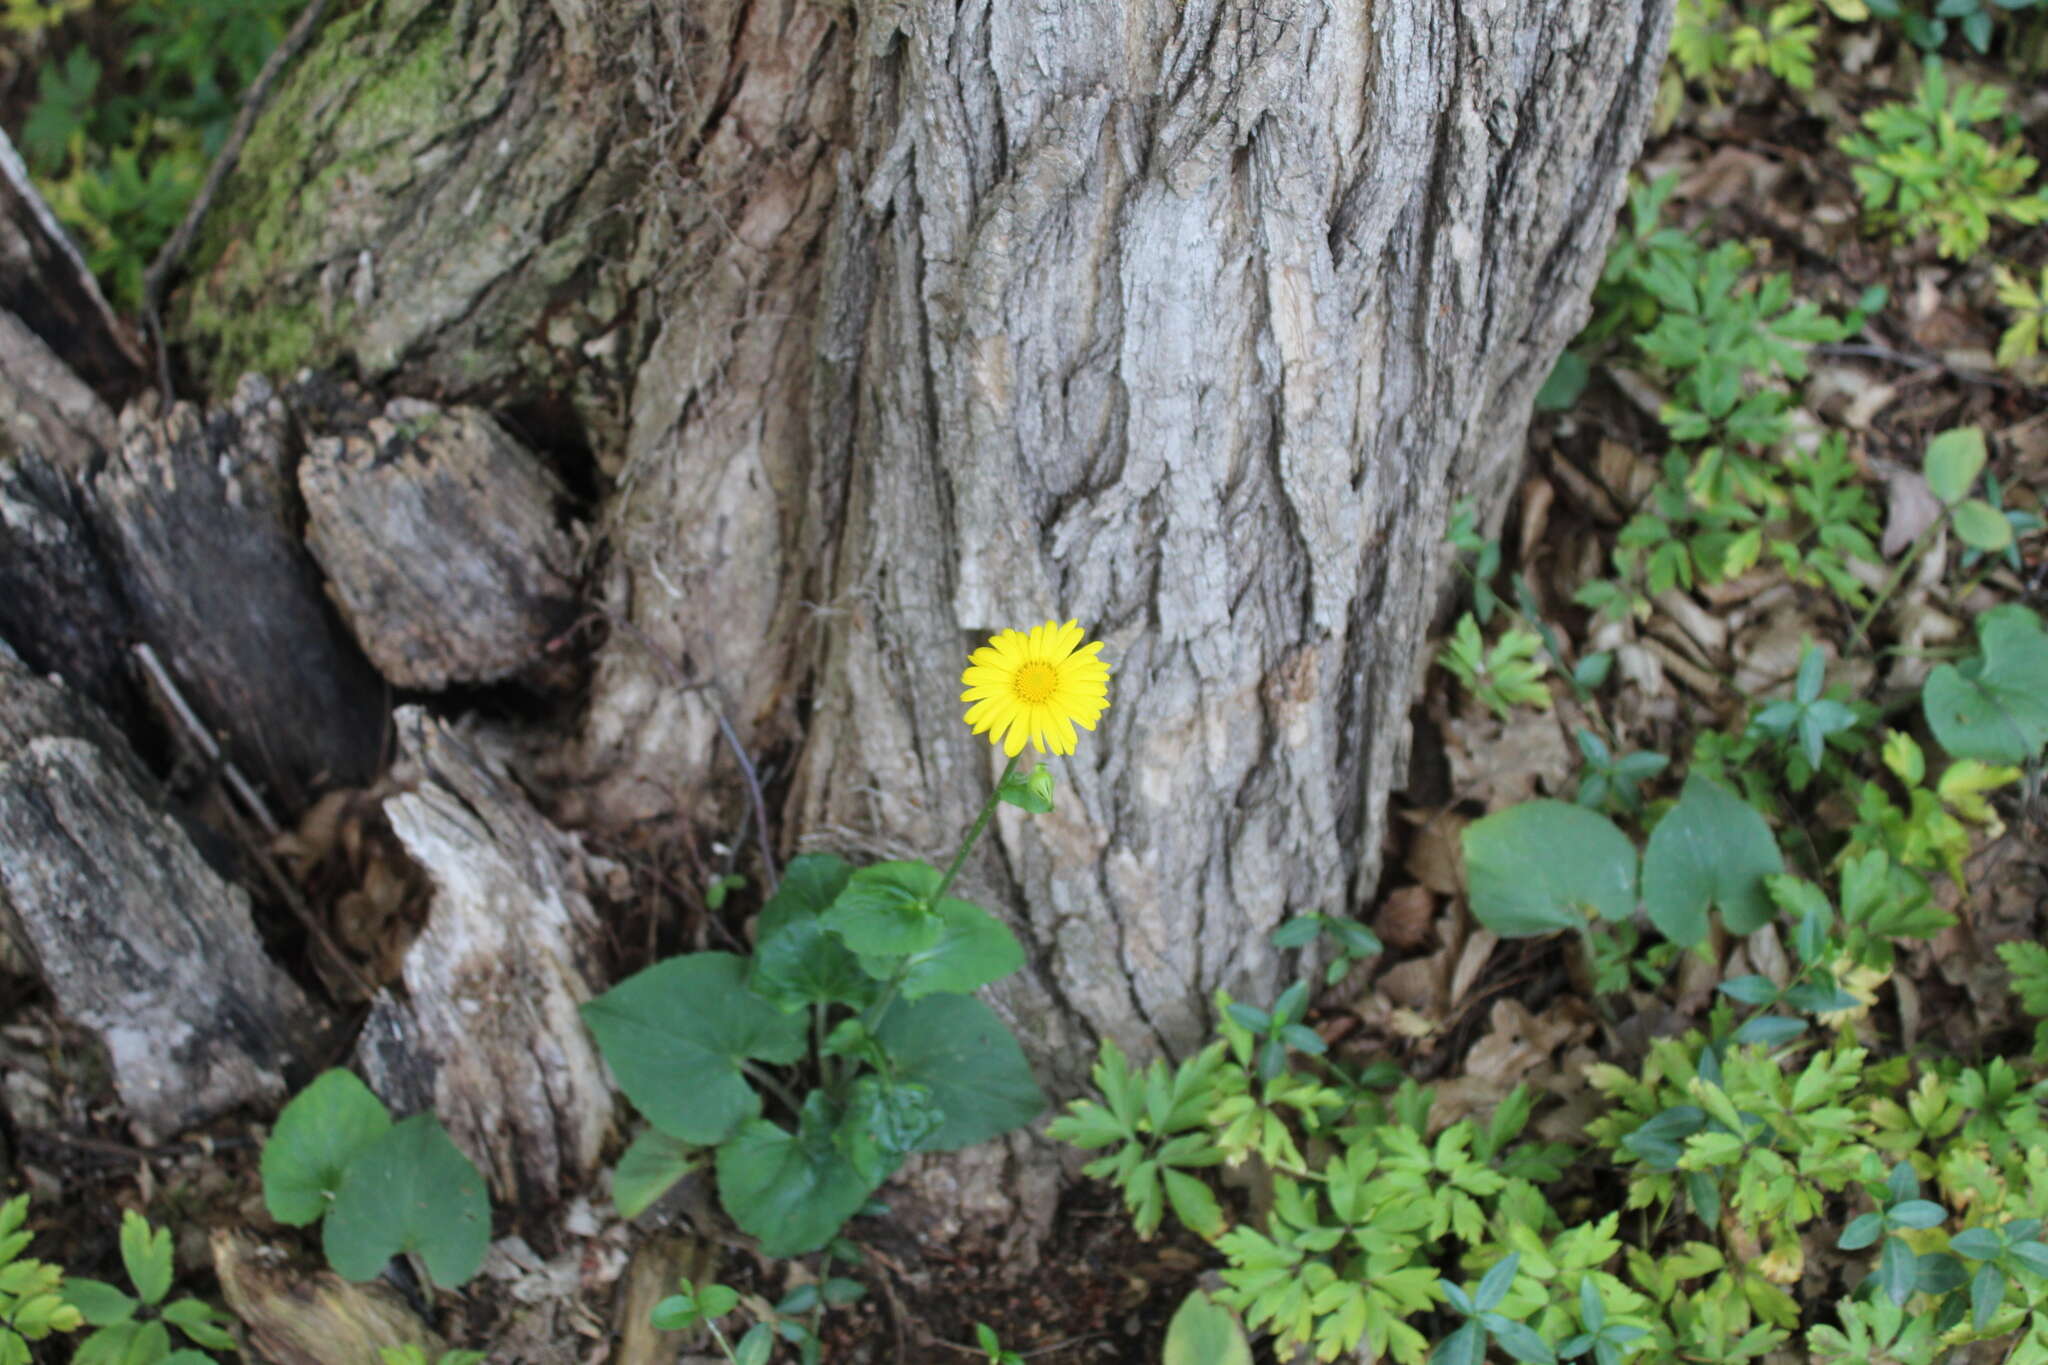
[1570,190,1878,621]
[1439,614,1552,719]
[1045,1038,1230,1238]
[0,1194,84,1364]
[20,0,300,307]
[378,1349,486,1365]
[584,852,1043,1259]
[1845,733,2005,896]
[974,1322,1024,1365]
[1271,912,1386,987]
[1840,59,2048,261]
[1162,1290,1254,1365]
[1922,427,2015,555]
[1995,264,2048,370]
[2001,942,2048,1054]
[1669,0,1822,92]
[63,1211,237,1365]
[259,1070,490,1289]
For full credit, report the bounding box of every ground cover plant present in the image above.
[3,0,2047,1361]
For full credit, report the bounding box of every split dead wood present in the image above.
[353,707,613,1207]
[0,646,328,1142]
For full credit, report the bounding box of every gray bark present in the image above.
[0,648,326,1142]
[299,398,582,690]
[166,0,1670,1086]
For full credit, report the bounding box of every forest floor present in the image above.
[5,8,2048,1365]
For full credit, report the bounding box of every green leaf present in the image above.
[60,1280,137,1328]
[880,898,1024,1000]
[1718,975,1780,1007]
[835,1076,942,1185]
[716,1105,875,1257]
[581,952,807,1145]
[1972,1262,2005,1331]
[1476,1254,1520,1312]
[1888,1200,1947,1230]
[1924,427,1985,504]
[1840,1213,1884,1250]
[118,1212,172,1308]
[158,1298,235,1351]
[751,915,875,1012]
[1923,607,2048,764]
[1880,1235,1918,1305]
[1462,801,1638,936]
[1162,1289,1252,1365]
[612,1127,699,1220]
[872,994,1046,1150]
[1162,1169,1224,1239]
[1433,1321,1487,1365]
[1950,1227,2004,1260]
[996,764,1056,814]
[1536,350,1591,412]
[821,861,949,958]
[1487,1316,1559,1365]
[322,1115,491,1288]
[1642,774,1782,946]
[1953,499,2014,551]
[261,1069,393,1226]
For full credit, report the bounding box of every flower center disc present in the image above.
[1013,661,1058,704]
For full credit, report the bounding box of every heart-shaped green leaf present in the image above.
[323,1115,490,1288]
[582,953,807,1144]
[1923,606,2048,764]
[1642,774,1782,946]
[612,1127,699,1220]
[1924,426,1985,504]
[261,1069,393,1226]
[1462,801,1638,937]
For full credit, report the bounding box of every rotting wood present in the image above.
[0,128,147,401]
[0,647,326,1143]
[353,707,612,1206]
[299,399,581,691]
[211,1229,443,1365]
[86,374,386,812]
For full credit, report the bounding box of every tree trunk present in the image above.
[168,0,1670,1084]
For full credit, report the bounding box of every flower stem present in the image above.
[931,754,1021,907]
[862,753,1021,1031]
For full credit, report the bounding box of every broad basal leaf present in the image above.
[582,953,807,1145]
[1462,801,1638,937]
[716,1099,877,1257]
[873,994,1045,1150]
[1923,606,2048,764]
[1642,774,1782,946]
[261,1069,393,1226]
[868,898,1024,1000]
[612,1127,699,1220]
[323,1115,490,1288]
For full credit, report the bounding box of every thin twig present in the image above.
[132,643,279,835]
[131,644,381,1001]
[607,613,780,896]
[140,0,333,396]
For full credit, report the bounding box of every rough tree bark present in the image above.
[169,0,1670,1088]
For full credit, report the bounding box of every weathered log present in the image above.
[0,447,138,726]
[86,375,386,810]
[354,707,612,1206]
[299,398,581,690]
[0,647,325,1142]
[211,1230,443,1365]
[0,128,147,400]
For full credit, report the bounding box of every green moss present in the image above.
[170,1,463,391]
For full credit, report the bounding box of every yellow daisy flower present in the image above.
[960,619,1111,757]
